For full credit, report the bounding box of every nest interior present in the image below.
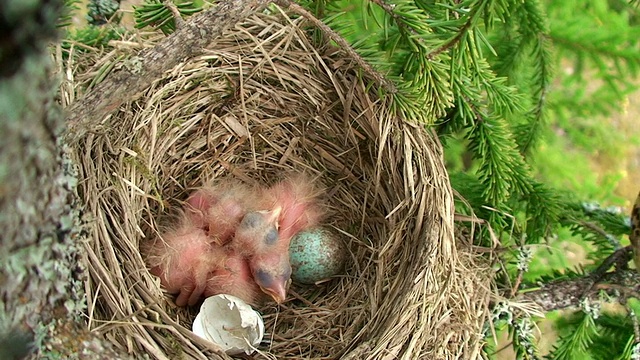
[68,9,491,360]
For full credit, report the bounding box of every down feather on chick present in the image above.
[145,175,324,306]
[263,175,325,242]
[231,175,325,303]
[204,252,262,305]
[184,182,255,246]
[231,209,289,303]
[145,216,225,307]
[145,213,265,306]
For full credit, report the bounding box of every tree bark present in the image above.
[65,0,271,142]
[0,0,129,358]
[1,0,273,358]
[519,198,640,312]
[519,269,640,312]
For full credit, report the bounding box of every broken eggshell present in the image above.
[192,294,264,355]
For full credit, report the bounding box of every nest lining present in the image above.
[66,9,491,360]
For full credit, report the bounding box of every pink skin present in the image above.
[149,223,223,307]
[231,209,289,303]
[148,182,253,307]
[263,176,324,242]
[185,184,252,245]
[150,220,261,306]
[231,175,325,303]
[147,176,324,306]
[251,252,291,303]
[204,253,261,305]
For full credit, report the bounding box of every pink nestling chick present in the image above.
[263,175,325,242]
[231,208,290,303]
[146,181,276,306]
[203,252,262,305]
[184,182,255,246]
[145,217,224,307]
[145,180,253,307]
[230,175,325,303]
[145,213,262,306]
[146,176,323,306]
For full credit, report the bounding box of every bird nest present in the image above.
[63,8,491,360]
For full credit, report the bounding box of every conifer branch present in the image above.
[368,0,399,21]
[519,269,640,312]
[427,14,473,60]
[516,35,551,155]
[466,101,533,205]
[163,0,185,29]
[589,246,632,282]
[628,302,640,344]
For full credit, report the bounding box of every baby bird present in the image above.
[145,175,324,307]
[231,209,290,303]
[231,175,325,304]
[146,213,266,306]
[185,182,254,245]
[145,182,257,306]
[263,175,324,242]
[146,218,223,307]
[204,251,262,305]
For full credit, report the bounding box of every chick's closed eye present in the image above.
[240,212,263,229]
[264,227,278,245]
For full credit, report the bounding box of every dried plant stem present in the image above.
[274,0,396,93]
[65,0,270,142]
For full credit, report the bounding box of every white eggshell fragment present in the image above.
[192,294,264,355]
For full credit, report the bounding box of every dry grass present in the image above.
[61,8,492,359]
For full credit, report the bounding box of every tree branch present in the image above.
[519,268,640,312]
[164,0,186,29]
[64,0,271,142]
[522,193,640,312]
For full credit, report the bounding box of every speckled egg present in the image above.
[289,227,347,284]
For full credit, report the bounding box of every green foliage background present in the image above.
[304,0,640,358]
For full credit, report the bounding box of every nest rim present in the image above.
[64,9,492,360]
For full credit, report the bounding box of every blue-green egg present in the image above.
[289,227,347,284]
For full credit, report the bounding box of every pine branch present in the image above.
[514,0,552,155]
[65,0,271,142]
[550,31,640,71]
[516,201,640,311]
[630,191,640,269]
[514,34,551,155]
[163,0,186,29]
[59,0,82,28]
[522,182,561,241]
[467,111,532,205]
[519,264,640,312]
[87,0,121,26]
[560,200,634,257]
[485,0,553,155]
[426,8,474,60]
[552,312,598,360]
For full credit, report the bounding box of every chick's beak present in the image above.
[268,206,282,227]
[255,268,290,303]
[260,281,288,304]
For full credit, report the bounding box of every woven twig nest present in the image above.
[68,9,491,360]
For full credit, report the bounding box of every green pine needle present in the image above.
[134,0,202,34]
